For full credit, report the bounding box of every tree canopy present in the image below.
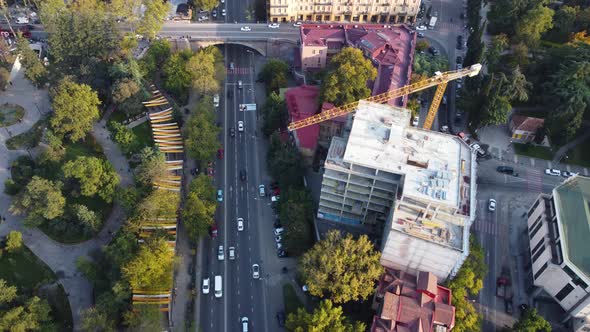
[0,280,53,331]
[262,91,288,136]
[62,156,120,202]
[184,110,221,162]
[299,230,383,303]
[122,237,174,290]
[186,49,220,95]
[278,189,314,255]
[320,47,377,106]
[135,147,168,187]
[5,231,23,253]
[258,59,289,92]
[9,176,66,226]
[509,308,551,332]
[136,0,170,40]
[182,174,217,238]
[515,4,555,47]
[285,300,366,332]
[50,79,101,142]
[137,189,180,220]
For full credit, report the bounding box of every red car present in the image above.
[210,225,218,238]
[217,148,224,159]
[207,167,214,177]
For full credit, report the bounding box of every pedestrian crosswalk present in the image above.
[472,219,504,236]
[525,169,543,192]
[227,67,253,75]
[436,22,462,30]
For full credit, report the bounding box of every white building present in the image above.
[527,176,590,331]
[318,101,477,279]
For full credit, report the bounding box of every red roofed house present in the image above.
[285,85,321,160]
[299,24,416,108]
[509,115,545,143]
[371,269,455,332]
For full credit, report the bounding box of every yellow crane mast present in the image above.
[287,64,482,131]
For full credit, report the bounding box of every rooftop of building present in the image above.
[285,85,321,150]
[510,115,544,133]
[371,269,455,332]
[325,101,474,249]
[300,24,415,105]
[554,176,590,279]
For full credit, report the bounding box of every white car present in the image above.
[259,185,265,197]
[202,278,210,294]
[488,199,496,212]
[240,26,251,32]
[416,25,427,31]
[237,217,244,231]
[412,116,419,127]
[545,168,561,176]
[221,9,226,16]
[242,317,249,332]
[563,171,579,178]
[217,245,224,261]
[16,17,29,24]
[238,121,244,131]
[275,235,282,243]
[274,227,284,236]
[228,246,235,260]
[268,23,280,28]
[252,264,260,279]
[293,22,302,27]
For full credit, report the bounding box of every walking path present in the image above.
[551,129,590,163]
[0,66,132,330]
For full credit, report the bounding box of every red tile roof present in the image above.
[510,115,544,133]
[371,269,455,332]
[286,85,321,150]
[300,24,415,107]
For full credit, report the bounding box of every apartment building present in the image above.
[268,0,420,24]
[526,176,590,331]
[318,101,477,279]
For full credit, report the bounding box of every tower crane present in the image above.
[287,63,482,131]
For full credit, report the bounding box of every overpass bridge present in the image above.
[159,23,301,56]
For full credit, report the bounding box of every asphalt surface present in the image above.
[198,44,273,332]
[158,23,300,40]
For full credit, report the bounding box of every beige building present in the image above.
[526,176,590,331]
[268,0,420,24]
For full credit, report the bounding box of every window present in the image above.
[529,214,542,232]
[528,199,541,218]
[564,266,589,289]
[530,219,544,239]
[534,262,548,280]
[531,239,545,257]
[312,50,316,54]
[555,283,574,301]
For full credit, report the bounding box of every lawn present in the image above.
[283,283,304,315]
[5,115,48,150]
[0,244,73,331]
[513,143,555,160]
[64,135,105,161]
[132,121,154,148]
[565,136,590,168]
[0,103,25,127]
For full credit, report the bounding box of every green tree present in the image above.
[135,147,168,187]
[186,50,219,95]
[268,143,305,189]
[184,111,221,162]
[413,53,449,76]
[510,308,551,332]
[163,50,192,99]
[201,46,226,84]
[278,189,314,255]
[258,59,289,92]
[122,237,173,290]
[80,307,114,332]
[15,35,47,85]
[110,121,138,154]
[137,0,170,40]
[5,231,23,253]
[63,156,120,202]
[415,39,430,52]
[139,39,171,78]
[72,204,101,232]
[182,174,217,238]
[515,4,555,47]
[0,295,52,331]
[299,230,383,303]
[0,67,9,90]
[112,78,140,104]
[137,189,180,220]
[9,176,66,226]
[50,79,101,142]
[123,305,161,332]
[286,300,366,332]
[119,33,139,58]
[262,91,288,136]
[480,74,513,126]
[504,66,532,102]
[320,47,377,106]
[193,0,218,12]
[485,33,509,70]
[549,5,578,42]
[0,279,17,305]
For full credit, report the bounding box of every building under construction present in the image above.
[318,100,477,279]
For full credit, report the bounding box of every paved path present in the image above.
[552,129,590,163]
[0,65,132,331]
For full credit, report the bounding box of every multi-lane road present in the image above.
[198,44,275,332]
[158,23,300,40]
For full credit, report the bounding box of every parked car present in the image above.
[488,199,496,212]
[274,227,284,236]
[252,264,260,279]
[268,23,280,28]
[274,220,282,228]
[497,166,514,175]
[412,116,419,127]
[230,127,235,137]
[238,80,243,89]
[221,9,226,16]
[240,26,251,32]
[237,218,244,231]
[217,189,223,202]
[275,235,282,243]
[277,250,287,257]
[202,277,210,294]
[456,35,464,49]
[293,21,302,27]
[562,171,578,178]
[217,148,224,159]
[259,185,265,197]
[240,169,247,181]
[241,317,249,332]
[456,55,463,64]
[545,168,561,176]
[417,32,425,38]
[210,225,218,237]
[416,25,427,31]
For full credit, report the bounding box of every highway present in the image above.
[199,44,273,332]
[159,23,300,40]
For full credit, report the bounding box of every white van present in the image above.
[214,275,222,298]
[241,317,249,332]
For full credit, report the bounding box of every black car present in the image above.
[456,35,464,49]
[229,127,235,137]
[277,250,287,258]
[456,56,463,64]
[240,169,247,181]
[496,166,514,175]
[276,311,286,326]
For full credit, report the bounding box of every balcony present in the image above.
[313,1,332,4]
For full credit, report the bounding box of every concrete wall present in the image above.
[301,45,328,69]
